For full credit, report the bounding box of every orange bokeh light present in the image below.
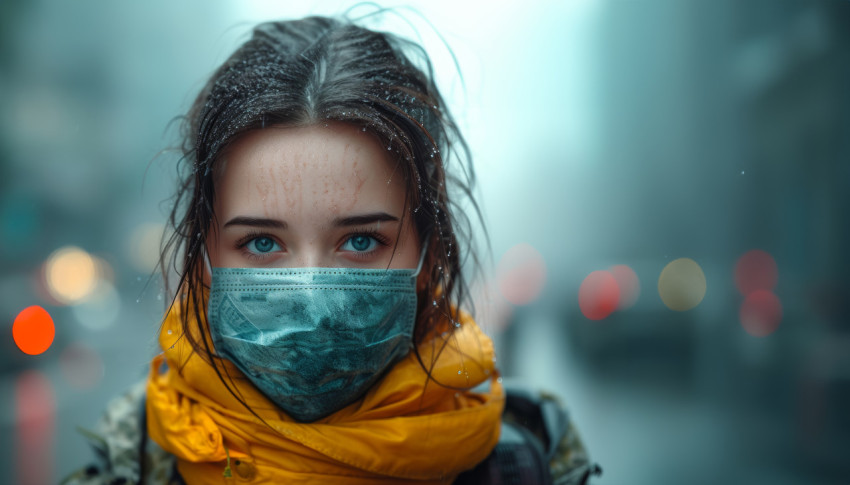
[12,306,55,355]
[579,270,620,320]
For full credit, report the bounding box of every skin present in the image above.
[206,122,420,271]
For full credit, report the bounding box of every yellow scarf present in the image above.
[146,303,504,484]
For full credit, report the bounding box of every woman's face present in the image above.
[206,122,420,270]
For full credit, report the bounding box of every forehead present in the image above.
[214,123,405,219]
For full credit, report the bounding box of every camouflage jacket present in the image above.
[61,380,600,485]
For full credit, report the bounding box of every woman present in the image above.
[64,13,597,485]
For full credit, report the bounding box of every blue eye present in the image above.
[341,235,377,252]
[245,237,280,254]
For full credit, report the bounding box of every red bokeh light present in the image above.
[609,264,640,310]
[579,270,620,320]
[735,249,778,296]
[60,343,105,390]
[16,370,55,485]
[497,243,547,306]
[740,289,783,337]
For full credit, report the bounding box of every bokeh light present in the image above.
[127,222,165,273]
[12,305,55,355]
[44,246,98,304]
[470,279,514,334]
[497,243,547,305]
[735,249,778,296]
[60,343,105,390]
[579,270,620,320]
[740,289,783,337]
[658,258,706,311]
[16,370,55,485]
[71,279,121,331]
[610,264,640,310]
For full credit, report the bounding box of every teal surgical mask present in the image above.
[206,247,426,422]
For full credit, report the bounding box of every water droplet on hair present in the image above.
[387,146,391,151]
[432,300,437,306]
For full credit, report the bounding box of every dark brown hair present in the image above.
[160,13,484,413]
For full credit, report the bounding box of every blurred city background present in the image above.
[1,0,848,484]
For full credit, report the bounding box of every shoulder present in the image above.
[455,382,602,485]
[61,380,177,485]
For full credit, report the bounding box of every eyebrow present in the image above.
[334,212,399,226]
[223,216,287,230]
[222,212,398,230]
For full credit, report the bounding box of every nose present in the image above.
[288,241,332,268]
